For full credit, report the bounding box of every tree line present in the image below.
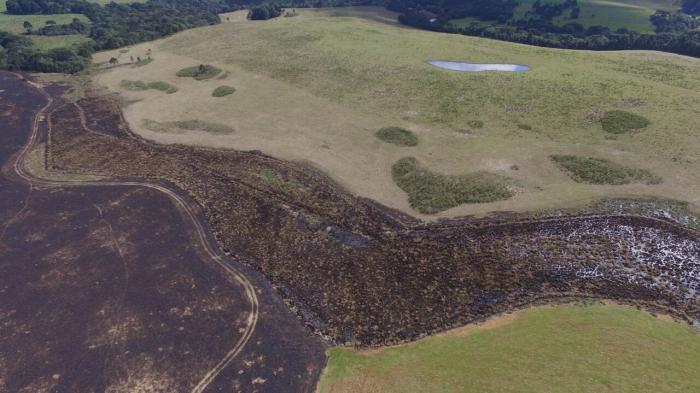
[248,3,283,19]
[391,0,700,58]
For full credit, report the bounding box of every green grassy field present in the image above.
[28,34,91,49]
[319,303,700,393]
[1,0,91,49]
[553,0,666,33]
[0,12,87,34]
[454,0,679,34]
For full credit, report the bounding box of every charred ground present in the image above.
[43,80,700,347]
[0,72,324,393]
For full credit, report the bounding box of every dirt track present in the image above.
[37,75,700,347]
[0,72,325,392]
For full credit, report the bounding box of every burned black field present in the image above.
[1,70,699,392]
[36,75,700,348]
[0,72,324,393]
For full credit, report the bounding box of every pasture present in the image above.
[0,11,87,34]
[92,7,700,218]
[318,303,700,393]
[553,0,665,33]
[0,0,90,48]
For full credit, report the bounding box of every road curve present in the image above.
[6,72,259,393]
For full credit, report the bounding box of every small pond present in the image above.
[428,60,529,72]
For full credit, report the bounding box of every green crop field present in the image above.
[29,34,92,49]
[553,0,666,33]
[94,7,700,218]
[319,303,700,393]
[0,11,87,35]
[454,0,680,34]
[0,0,140,35]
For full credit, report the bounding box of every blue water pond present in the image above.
[428,60,529,72]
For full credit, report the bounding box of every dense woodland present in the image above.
[391,0,700,57]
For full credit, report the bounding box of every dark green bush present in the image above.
[120,80,148,91]
[601,110,651,134]
[376,127,418,147]
[212,85,236,97]
[147,81,178,94]
[551,155,661,185]
[392,157,513,214]
[468,120,484,129]
[176,64,222,80]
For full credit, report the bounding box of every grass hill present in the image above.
[93,7,700,218]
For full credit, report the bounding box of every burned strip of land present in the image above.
[0,72,325,393]
[46,84,700,347]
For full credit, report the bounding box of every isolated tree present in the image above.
[23,21,32,34]
[45,20,56,26]
[109,57,118,65]
[198,64,206,73]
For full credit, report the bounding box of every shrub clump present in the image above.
[147,81,178,94]
[120,80,178,94]
[551,155,661,185]
[392,157,513,214]
[176,64,222,80]
[468,120,484,129]
[212,85,236,97]
[133,57,153,67]
[376,127,418,147]
[601,110,650,134]
[120,80,148,91]
[143,119,234,134]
